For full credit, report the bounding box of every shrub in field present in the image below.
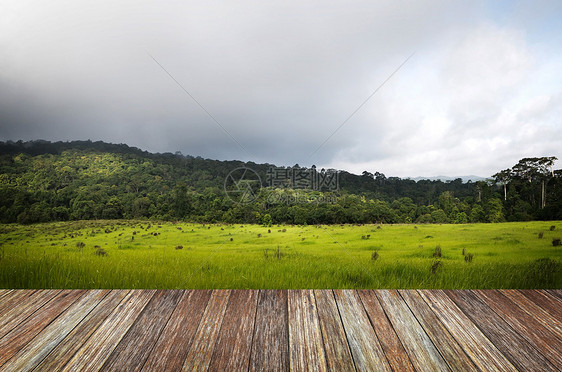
[175,245,183,250]
[431,260,442,274]
[433,245,442,258]
[76,242,85,248]
[553,238,561,247]
[371,251,379,261]
[464,253,474,263]
[550,226,556,231]
[538,232,544,239]
[95,247,107,256]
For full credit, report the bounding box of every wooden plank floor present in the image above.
[0,290,560,371]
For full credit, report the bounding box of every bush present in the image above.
[95,247,107,256]
[431,260,442,274]
[371,251,379,261]
[538,232,544,239]
[553,238,561,247]
[433,245,442,258]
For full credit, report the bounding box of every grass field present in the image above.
[0,220,560,289]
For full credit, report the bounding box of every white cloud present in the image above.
[330,21,560,177]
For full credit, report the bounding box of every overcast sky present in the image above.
[1,1,560,177]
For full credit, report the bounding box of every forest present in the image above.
[0,140,560,225]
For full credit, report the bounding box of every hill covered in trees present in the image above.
[0,140,560,224]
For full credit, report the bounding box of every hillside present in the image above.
[0,140,560,224]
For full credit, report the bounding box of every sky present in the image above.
[1,1,561,178]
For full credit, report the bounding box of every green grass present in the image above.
[0,221,560,289]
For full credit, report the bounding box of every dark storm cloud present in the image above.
[1,1,560,176]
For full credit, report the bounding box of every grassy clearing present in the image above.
[0,220,560,289]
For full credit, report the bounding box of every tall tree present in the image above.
[493,169,512,201]
[536,156,557,208]
[512,157,557,208]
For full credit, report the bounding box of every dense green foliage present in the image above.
[0,221,559,289]
[1,140,560,224]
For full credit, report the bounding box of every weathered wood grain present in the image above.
[334,289,391,372]
[61,290,155,372]
[102,290,183,371]
[35,290,129,371]
[446,290,556,371]
[313,290,355,372]
[0,290,83,368]
[0,290,58,339]
[249,290,289,372]
[520,289,562,320]
[500,289,562,340]
[357,290,414,372]
[0,290,36,315]
[0,289,12,301]
[288,290,328,372]
[181,289,231,371]
[398,290,477,371]
[375,290,448,371]
[0,289,560,371]
[1,290,109,372]
[141,290,212,371]
[208,290,259,371]
[418,290,516,371]
[474,289,562,369]
[547,289,562,300]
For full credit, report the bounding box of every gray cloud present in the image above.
[1,0,560,177]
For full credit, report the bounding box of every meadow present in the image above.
[0,220,560,289]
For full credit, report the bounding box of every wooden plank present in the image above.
[0,290,36,316]
[288,290,328,371]
[375,290,448,371]
[0,290,84,368]
[418,290,516,371]
[0,290,59,339]
[1,290,109,372]
[313,290,355,372]
[446,290,556,371]
[0,289,13,301]
[357,290,414,372]
[500,289,562,340]
[141,290,211,371]
[35,290,130,371]
[249,290,289,372]
[399,290,477,371]
[475,290,562,369]
[520,290,562,319]
[547,289,562,300]
[334,290,391,372]
[209,290,259,371]
[61,290,155,372]
[102,290,183,371]
[181,289,231,371]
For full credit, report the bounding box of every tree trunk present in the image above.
[503,184,507,201]
[541,180,545,208]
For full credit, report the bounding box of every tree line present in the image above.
[0,140,560,224]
